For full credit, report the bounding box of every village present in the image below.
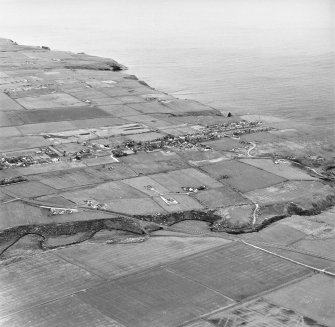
[0,38,334,327]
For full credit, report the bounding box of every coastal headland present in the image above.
[0,38,334,326]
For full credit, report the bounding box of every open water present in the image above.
[0,0,334,133]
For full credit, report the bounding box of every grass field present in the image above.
[240,158,316,180]
[201,160,286,193]
[15,106,110,124]
[54,236,230,279]
[121,151,189,175]
[265,274,335,327]
[241,222,306,245]
[76,268,234,327]
[168,242,311,301]
[0,92,24,111]
[16,93,85,109]
[38,168,105,190]
[150,168,223,192]
[0,253,101,317]
[0,296,125,327]
[201,138,242,152]
[205,297,327,327]
[193,187,251,208]
[2,181,56,198]
[1,38,334,327]
[61,180,147,204]
[245,180,333,205]
[0,202,46,229]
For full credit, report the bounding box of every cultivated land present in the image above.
[0,38,334,326]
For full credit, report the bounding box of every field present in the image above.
[0,135,49,152]
[99,104,141,117]
[106,197,167,215]
[0,202,46,229]
[17,121,75,134]
[240,158,316,180]
[0,201,114,230]
[265,274,335,327]
[0,38,334,327]
[0,253,101,317]
[89,163,138,181]
[168,242,310,301]
[152,194,204,213]
[245,180,334,205]
[293,238,335,261]
[61,180,147,203]
[201,138,242,152]
[192,187,251,208]
[37,167,105,190]
[1,239,309,327]
[149,168,223,192]
[76,269,234,327]
[170,220,211,234]
[0,92,24,110]
[204,298,327,327]
[0,296,125,327]
[241,222,306,245]
[16,93,88,109]
[175,149,227,166]
[54,236,230,279]
[2,181,56,198]
[120,151,189,175]
[71,116,128,129]
[201,160,286,192]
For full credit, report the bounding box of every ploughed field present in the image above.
[0,38,334,326]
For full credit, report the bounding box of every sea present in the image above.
[0,0,334,136]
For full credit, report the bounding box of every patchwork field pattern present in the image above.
[0,38,334,327]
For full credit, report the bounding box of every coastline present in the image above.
[0,37,334,327]
[0,37,334,253]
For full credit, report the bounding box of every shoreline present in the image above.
[0,37,334,255]
[0,37,334,327]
